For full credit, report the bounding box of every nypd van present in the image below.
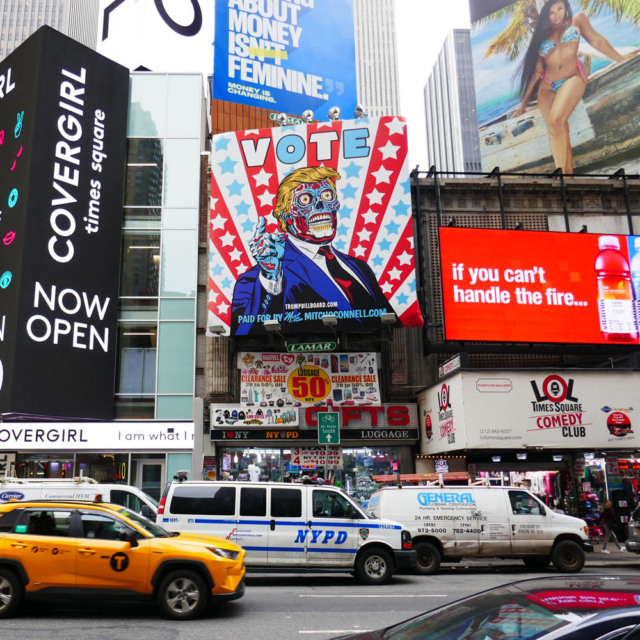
[368,485,593,574]
[157,480,415,584]
[0,477,158,519]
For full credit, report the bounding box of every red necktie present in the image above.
[318,246,369,306]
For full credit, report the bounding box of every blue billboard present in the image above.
[213,0,358,120]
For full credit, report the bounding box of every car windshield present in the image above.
[382,588,576,640]
[116,508,175,537]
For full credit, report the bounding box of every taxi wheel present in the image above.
[356,547,393,585]
[551,540,585,573]
[0,568,23,618]
[157,569,208,620]
[415,542,441,574]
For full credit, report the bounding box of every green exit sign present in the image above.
[318,411,340,445]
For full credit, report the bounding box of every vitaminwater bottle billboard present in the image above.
[440,228,640,345]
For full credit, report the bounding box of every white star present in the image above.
[371,165,393,184]
[210,291,219,303]
[379,140,400,160]
[388,267,403,281]
[362,209,378,225]
[211,214,226,231]
[218,301,230,315]
[397,251,412,266]
[385,117,406,137]
[353,244,366,257]
[229,247,243,262]
[220,231,235,247]
[357,228,372,243]
[381,282,393,294]
[210,196,219,211]
[253,168,272,187]
[365,189,385,206]
[408,237,414,249]
[257,190,275,207]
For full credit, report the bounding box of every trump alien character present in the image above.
[231,166,393,335]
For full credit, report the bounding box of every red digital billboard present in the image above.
[440,227,640,344]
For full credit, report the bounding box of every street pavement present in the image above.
[587,545,640,566]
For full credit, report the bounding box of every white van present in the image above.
[368,484,593,574]
[157,480,415,584]
[0,477,158,519]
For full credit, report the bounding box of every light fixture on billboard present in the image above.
[492,456,501,463]
[322,314,338,340]
[516,452,527,461]
[354,104,368,119]
[328,106,341,121]
[553,455,563,462]
[514,221,524,230]
[302,110,314,123]
[322,315,338,327]
[263,319,282,332]
[381,313,397,324]
[208,325,225,335]
[580,225,588,233]
[275,113,288,126]
[584,452,595,460]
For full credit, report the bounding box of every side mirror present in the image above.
[141,504,154,520]
[346,504,357,519]
[118,530,139,548]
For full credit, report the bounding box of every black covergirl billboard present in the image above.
[0,27,128,419]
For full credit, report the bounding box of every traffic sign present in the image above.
[318,411,340,445]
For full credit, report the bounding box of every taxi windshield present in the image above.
[116,508,175,537]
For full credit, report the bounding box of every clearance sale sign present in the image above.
[440,228,640,344]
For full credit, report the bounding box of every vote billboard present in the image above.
[213,0,358,120]
[207,116,424,336]
[469,0,640,174]
[0,27,128,419]
[440,227,640,345]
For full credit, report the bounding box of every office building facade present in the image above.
[0,0,99,60]
[424,29,481,173]
[353,0,400,117]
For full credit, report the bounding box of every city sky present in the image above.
[396,0,471,169]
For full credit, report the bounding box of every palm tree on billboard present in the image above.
[479,0,640,61]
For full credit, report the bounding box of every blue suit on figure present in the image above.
[230,166,393,336]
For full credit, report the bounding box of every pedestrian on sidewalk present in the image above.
[601,500,625,553]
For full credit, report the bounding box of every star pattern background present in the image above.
[208,116,424,335]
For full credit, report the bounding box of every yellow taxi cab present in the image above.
[0,498,245,619]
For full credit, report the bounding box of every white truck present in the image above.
[0,477,158,519]
[367,484,593,574]
[157,480,415,584]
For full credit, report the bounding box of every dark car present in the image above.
[332,576,640,640]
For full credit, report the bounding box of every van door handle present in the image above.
[79,548,97,555]
[11,542,28,549]
[308,521,312,529]
[270,519,276,531]
[512,524,516,533]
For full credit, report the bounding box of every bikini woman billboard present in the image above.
[470,0,640,174]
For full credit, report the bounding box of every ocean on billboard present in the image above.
[207,117,424,337]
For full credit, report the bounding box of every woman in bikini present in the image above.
[514,0,639,174]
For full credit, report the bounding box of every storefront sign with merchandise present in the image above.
[238,351,381,407]
[419,370,638,454]
[290,447,342,469]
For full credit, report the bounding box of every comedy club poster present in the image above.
[207,116,424,336]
